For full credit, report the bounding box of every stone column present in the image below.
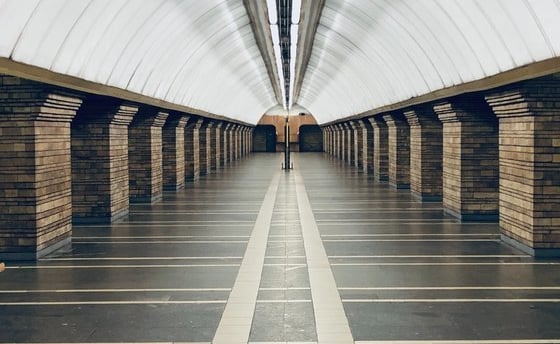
[200,121,214,174]
[383,113,410,189]
[213,122,222,170]
[368,116,389,182]
[221,123,231,167]
[128,108,168,203]
[198,120,209,176]
[337,124,345,160]
[351,120,364,169]
[230,124,238,161]
[0,76,82,260]
[486,75,560,256]
[162,115,189,190]
[185,117,204,181]
[344,122,355,165]
[249,128,254,153]
[404,106,443,201]
[325,126,331,155]
[239,127,246,158]
[362,119,374,174]
[72,97,138,222]
[434,97,499,221]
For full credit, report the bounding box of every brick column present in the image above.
[404,106,443,201]
[383,113,410,189]
[368,116,389,182]
[351,120,364,169]
[362,119,374,174]
[337,124,345,160]
[434,98,499,221]
[199,121,213,175]
[185,117,203,181]
[344,122,355,165]
[128,108,168,203]
[162,115,189,190]
[486,76,560,256]
[249,128,254,153]
[230,124,238,161]
[0,76,82,260]
[72,98,138,223]
[221,123,231,167]
[213,122,222,170]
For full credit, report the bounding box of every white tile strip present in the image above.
[212,171,281,344]
[294,170,354,344]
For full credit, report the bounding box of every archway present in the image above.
[299,125,323,152]
[252,125,277,152]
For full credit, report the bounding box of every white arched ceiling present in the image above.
[298,0,560,124]
[0,0,277,124]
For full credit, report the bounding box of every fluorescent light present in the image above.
[270,25,279,45]
[292,0,302,24]
[267,0,278,24]
[288,24,299,110]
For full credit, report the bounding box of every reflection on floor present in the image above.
[1,153,560,344]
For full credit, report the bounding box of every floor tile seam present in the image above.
[293,169,354,343]
[213,169,282,344]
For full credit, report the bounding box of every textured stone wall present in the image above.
[405,107,443,200]
[162,115,189,190]
[486,75,560,252]
[434,98,499,220]
[185,118,203,181]
[368,117,389,182]
[0,76,82,259]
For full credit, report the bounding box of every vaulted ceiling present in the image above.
[1,0,560,124]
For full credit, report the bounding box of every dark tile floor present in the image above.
[1,152,560,343]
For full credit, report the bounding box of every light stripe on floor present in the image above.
[212,170,281,344]
[356,340,560,343]
[294,169,354,344]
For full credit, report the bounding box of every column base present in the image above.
[444,208,498,222]
[164,183,185,191]
[0,237,72,261]
[73,208,129,224]
[389,182,410,190]
[376,176,388,182]
[130,194,163,204]
[501,234,560,258]
[412,192,442,202]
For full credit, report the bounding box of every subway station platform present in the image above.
[1,153,560,344]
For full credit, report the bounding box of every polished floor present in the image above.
[1,153,560,343]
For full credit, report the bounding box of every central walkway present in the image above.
[1,153,560,343]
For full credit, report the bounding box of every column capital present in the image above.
[368,116,387,128]
[404,105,440,127]
[383,112,408,127]
[0,76,83,123]
[164,114,189,128]
[434,95,495,124]
[76,96,138,126]
[486,75,560,118]
[132,107,169,128]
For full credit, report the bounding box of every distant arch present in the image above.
[252,125,277,152]
[299,125,323,152]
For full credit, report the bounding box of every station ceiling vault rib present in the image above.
[1,0,560,125]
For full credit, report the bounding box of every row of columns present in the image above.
[323,74,560,257]
[0,76,254,260]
